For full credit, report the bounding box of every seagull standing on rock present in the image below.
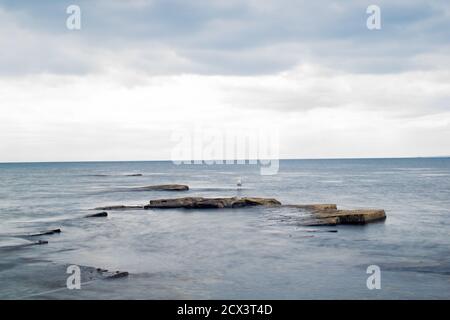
[237,177,242,190]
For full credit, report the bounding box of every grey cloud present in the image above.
[0,0,449,76]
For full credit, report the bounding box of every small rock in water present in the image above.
[105,271,129,279]
[93,205,144,210]
[27,229,61,237]
[131,184,189,191]
[85,212,108,218]
[95,268,129,279]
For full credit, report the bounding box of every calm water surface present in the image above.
[0,158,449,299]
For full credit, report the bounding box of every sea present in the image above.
[0,158,449,299]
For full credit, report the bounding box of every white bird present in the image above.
[237,177,242,188]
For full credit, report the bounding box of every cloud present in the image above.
[0,0,449,161]
[1,0,449,76]
[1,63,449,161]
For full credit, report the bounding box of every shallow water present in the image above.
[0,158,449,299]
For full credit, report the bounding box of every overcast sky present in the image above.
[1,0,449,162]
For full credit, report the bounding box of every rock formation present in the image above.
[92,196,386,226]
[144,197,281,209]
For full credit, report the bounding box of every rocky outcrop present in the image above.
[314,209,386,224]
[85,212,108,218]
[294,208,386,226]
[145,197,281,209]
[130,184,189,191]
[92,196,386,226]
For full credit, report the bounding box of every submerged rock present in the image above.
[93,268,129,280]
[0,229,62,238]
[145,196,281,209]
[28,229,61,236]
[284,204,337,211]
[85,212,108,218]
[76,265,130,282]
[299,217,340,226]
[0,239,48,250]
[93,205,144,210]
[105,271,129,279]
[130,184,189,191]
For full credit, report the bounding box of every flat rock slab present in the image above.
[145,197,281,209]
[130,184,189,191]
[314,209,386,224]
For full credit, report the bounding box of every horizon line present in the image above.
[1,155,450,165]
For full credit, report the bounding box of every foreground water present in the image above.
[0,158,449,299]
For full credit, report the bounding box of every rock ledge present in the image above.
[145,197,281,209]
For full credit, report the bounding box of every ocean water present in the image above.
[0,158,449,299]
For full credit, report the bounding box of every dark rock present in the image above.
[95,268,129,279]
[105,271,129,279]
[302,229,338,233]
[126,174,143,176]
[28,229,61,237]
[85,212,108,218]
[131,184,189,191]
[93,205,144,210]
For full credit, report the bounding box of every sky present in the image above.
[0,0,449,162]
